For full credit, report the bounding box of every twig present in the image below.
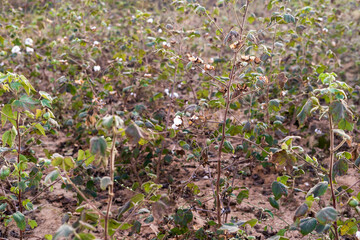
[61,172,105,218]
[335,179,360,197]
[30,179,61,202]
[228,135,270,155]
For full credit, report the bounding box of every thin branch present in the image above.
[228,135,270,154]
[62,172,105,218]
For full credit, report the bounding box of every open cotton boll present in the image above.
[171,92,179,98]
[25,38,33,46]
[93,65,101,71]
[11,46,21,54]
[173,116,182,126]
[172,115,183,130]
[26,47,34,54]
[356,231,360,240]
[147,18,153,23]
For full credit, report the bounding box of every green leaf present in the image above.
[90,136,107,157]
[100,176,112,190]
[28,219,38,229]
[44,170,59,185]
[315,207,337,224]
[248,15,255,24]
[338,119,354,131]
[315,223,330,234]
[355,155,360,167]
[244,218,257,227]
[0,166,10,179]
[98,115,124,130]
[299,218,317,235]
[268,197,279,210]
[19,75,36,95]
[34,123,46,136]
[186,61,193,70]
[51,153,64,167]
[173,209,193,228]
[222,140,234,153]
[297,99,312,125]
[119,222,133,230]
[283,13,295,23]
[272,181,288,200]
[339,219,358,236]
[293,203,308,220]
[1,104,15,127]
[39,91,54,102]
[305,154,318,166]
[44,234,53,240]
[53,224,74,240]
[269,99,281,112]
[125,124,144,144]
[332,158,348,179]
[13,211,26,231]
[306,181,328,198]
[2,127,17,147]
[77,233,95,240]
[131,193,145,204]
[236,188,249,204]
[329,100,353,125]
[64,157,75,169]
[12,95,38,111]
[77,149,85,161]
[319,72,336,85]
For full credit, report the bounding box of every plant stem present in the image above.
[156,65,177,182]
[16,112,23,240]
[62,173,104,218]
[328,115,339,240]
[104,132,117,240]
[217,53,238,226]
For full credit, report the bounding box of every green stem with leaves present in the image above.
[16,112,23,240]
[104,131,117,240]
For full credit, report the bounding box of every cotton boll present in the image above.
[171,92,179,98]
[174,116,182,125]
[25,38,33,46]
[147,18,153,23]
[315,128,322,135]
[11,46,21,54]
[93,65,101,71]
[26,47,34,54]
